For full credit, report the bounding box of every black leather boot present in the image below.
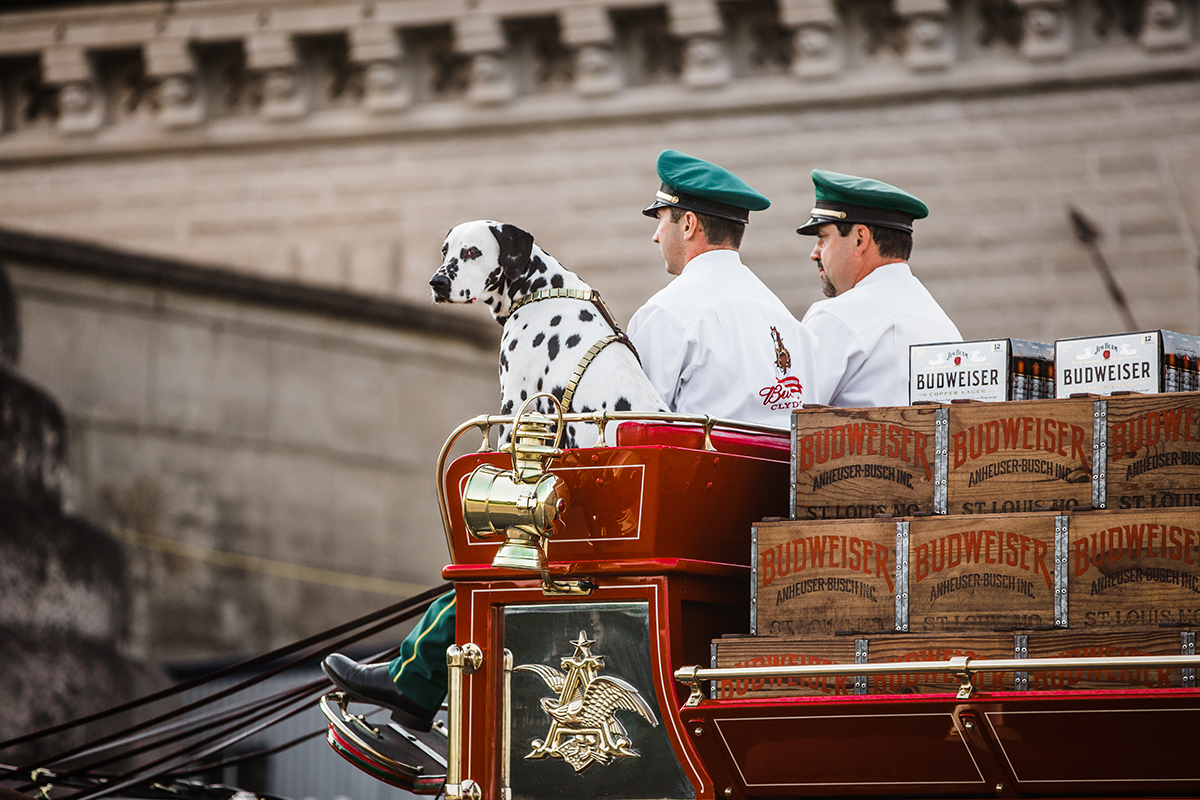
[322,653,437,732]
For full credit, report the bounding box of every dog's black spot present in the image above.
[547,335,559,361]
[614,397,632,411]
[531,255,548,274]
[579,309,594,322]
[566,334,581,348]
[501,399,514,414]
[484,266,504,293]
[520,390,527,400]
[602,401,607,408]
[551,274,564,288]
[536,377,543,391]
[579,405,594,413]
[491,223,534,281]
[550,385,565,402]
[544,366,549,374]
[508,338,519,352]
[443,258,459,280]
[530,277,547,293]
[550,315,561,327]
[499,351,509,372]
[522,323,528,330]
[532,333,545,347]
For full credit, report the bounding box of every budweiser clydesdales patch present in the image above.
[759,326,804,412]
[504,602,693,800]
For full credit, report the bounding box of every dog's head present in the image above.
[430,220,536,320]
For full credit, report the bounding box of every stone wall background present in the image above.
[0,0,1198,668]
[0,0,1197,338]
[2,239,493,663]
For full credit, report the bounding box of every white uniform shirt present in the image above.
[628,249,820,427]
[801,262,961,408]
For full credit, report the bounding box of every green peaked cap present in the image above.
[643,149,770,225]
[796,169,929,235]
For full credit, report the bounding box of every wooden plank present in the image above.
[946,398,1094,515]
[711,628,1191,698]
[791,405,937,520]
[907,513,1057,632]
[1025,628,1189,690]
[754,519,897,637]
[1066,507,1200,628]
[711,636,857,698]
[1104,392,1200,511]
[865,631,1016,694]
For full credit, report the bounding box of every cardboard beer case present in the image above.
[791,405,939,520]
[1055,329,1200,397]
[1101,391,1200,511]
[910,338,1054,404]
[945,397,1094,515]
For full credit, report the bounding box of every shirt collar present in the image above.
[854,261,911,289]
[679,248,743,277]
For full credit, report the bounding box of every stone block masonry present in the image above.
[1,228,496,662]
[0,0,1195,341]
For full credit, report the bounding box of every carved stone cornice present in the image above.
[0,0,1197,160]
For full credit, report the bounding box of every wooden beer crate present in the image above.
[1065,507,1200,629]
[905,512,1058,633]
[710,628,1192,698]
[946,398,1094,515]
[1025,627,1190,691]
[1102,392,1200,511]
[710,636,858,699]
[866,631,1015,694]
[791,405,938,520]
[753,518,898,638]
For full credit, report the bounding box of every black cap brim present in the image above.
[796,202,915,235]
[643,185,750,224]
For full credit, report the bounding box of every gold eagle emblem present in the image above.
[515,631,658,772]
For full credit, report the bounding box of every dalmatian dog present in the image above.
[429,220,667,447]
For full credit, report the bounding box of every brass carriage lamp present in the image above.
[461,395,569,573]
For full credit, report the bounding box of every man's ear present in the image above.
[853,224,872,255]
[490,223,535,280]
[681,210,700,241]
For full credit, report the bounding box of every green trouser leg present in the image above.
[386,590,456,713]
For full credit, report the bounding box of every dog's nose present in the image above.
[430,274,450,290]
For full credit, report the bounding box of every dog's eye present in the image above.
[461,246,482,261]
[441,244,448,256]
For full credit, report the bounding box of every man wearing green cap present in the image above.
[629,150,820,424]
[797,169,960,408]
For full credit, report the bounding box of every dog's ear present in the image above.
[490,223,535,281]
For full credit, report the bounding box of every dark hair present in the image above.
[833,221,913,261]
[669,207,746,249]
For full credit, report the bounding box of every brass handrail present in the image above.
[675,653,1200,704]
[434,411,787,562]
